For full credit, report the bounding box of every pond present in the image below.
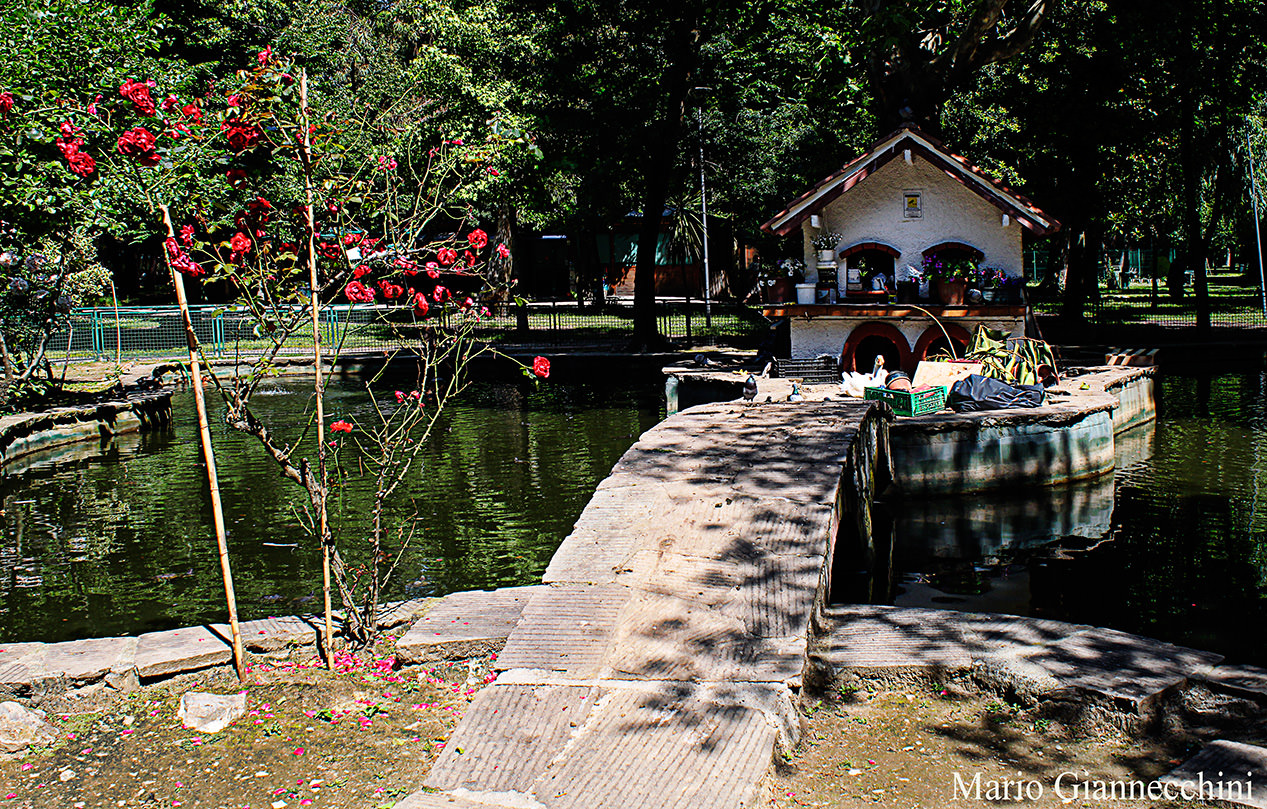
[0,367,664,643]
[876,358,1267,666]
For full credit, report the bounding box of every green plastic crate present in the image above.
[863,384,948,416]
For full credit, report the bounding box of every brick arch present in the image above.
[839,241,900,260]
[912,324,972,362]
[922,241,984,262]
[840,322,913,375]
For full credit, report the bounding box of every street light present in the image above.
[694,87,712,327]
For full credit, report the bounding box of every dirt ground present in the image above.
[0,640,491,809]
[769,684,1246,809]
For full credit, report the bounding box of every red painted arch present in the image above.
[839,241,900,260]
[912,324,972,362]
[840,321,913,374]
[921,241,984,262]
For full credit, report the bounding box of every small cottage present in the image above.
[760,124,1060,374]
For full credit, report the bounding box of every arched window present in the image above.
[839,242,900,294]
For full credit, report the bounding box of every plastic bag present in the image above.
[947,374,1045,412]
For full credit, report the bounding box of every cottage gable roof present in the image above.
[760,125,1061,237]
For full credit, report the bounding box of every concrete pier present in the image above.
[403,398,890,809]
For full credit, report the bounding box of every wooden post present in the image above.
[159,204,247,681]
[299,71,337,670]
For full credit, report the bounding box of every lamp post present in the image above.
[694,88,712,327]
[1248,130,1266,317]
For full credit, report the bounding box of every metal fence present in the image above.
[1025,248,1267,328]
[46,300,768,364]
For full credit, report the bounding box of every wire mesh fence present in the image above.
[46,300,769,364]
[1025,249,1267,328]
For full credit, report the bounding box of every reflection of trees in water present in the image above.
[0,376,663,642]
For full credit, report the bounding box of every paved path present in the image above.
[401,398,888,809]
[811,604,1244,713]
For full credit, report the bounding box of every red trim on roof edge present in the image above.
[760,125,1061,237]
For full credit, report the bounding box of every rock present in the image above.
[176,691,247,733]
[59,769,75,782]
[105,667,140,693]
[0,701,59,753]
[44,637,136,684]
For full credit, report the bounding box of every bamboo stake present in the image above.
[299,71,336,670]
[159,204,247,681]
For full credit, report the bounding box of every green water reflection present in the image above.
[0,372,664,642]
[887,362,1267,665]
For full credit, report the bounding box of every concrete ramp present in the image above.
[407,399,887,809]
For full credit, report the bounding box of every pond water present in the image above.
[878,358,1267,666]
[0,369,664,643]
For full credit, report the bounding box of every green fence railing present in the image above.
[47,300,768,364]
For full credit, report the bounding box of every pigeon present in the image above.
[788,382,804,402]
[694,353,715,368]
[742,374,758,402]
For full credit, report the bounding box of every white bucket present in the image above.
[795,283,817,304]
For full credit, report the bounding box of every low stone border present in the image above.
[0,599,433,706]
[0,388,173,469]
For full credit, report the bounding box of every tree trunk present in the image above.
[631,13,700,351]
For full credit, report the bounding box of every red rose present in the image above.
[0,91,14,114]
[436,248,457,266]
[467,229,488,249]
[119,80,157,116]
[496,243,510,259]
[411,291,429,316]
[229,232,251,254]
[432,285,450,303]
[164,238,205,277]
[317,242,342,260]
[330,419,353,433]
[464,250,476,267]
[179,225,195,246]
[532,356,550,379]
[56,137,83,158]
[377,280,404,300]
[66,150,95,177]
[181,103,202,124]
[222,118,262,151]
[258,45,273,65]
[352,265,372,279]
[225,168,247,187]
[342,232,363,246]
[116,127,160,166]
[344,280,375,303]
[161,95,179,112]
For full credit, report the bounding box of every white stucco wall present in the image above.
[799,155,1023,288]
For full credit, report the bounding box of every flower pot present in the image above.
[770,278,795,303]
[795,283,816,304]
[896,280,919,304]
[933,279,966,306]
[815,282,836,304]
[817,249,835,264]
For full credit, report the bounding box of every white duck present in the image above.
[839,355,887,398]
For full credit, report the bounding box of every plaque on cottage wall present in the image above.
[903,190,922,219]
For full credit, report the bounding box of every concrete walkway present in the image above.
[810,604,1262,714]
[400,398,888,809]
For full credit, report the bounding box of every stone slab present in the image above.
[44,636,136,683]
[395,792,510,809]
[426,684,601,793]
[134,626,231,679]
[397,586,545,665]
[220,616,320,653]
[0,645,49,694]
[605,590,805,684]
[814,606,977,671]
[1160,740,1267,808]
[1023,627,1223,708]
[494,585,629,676]
[532,686,777,809]
[1200,663,1267,699]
